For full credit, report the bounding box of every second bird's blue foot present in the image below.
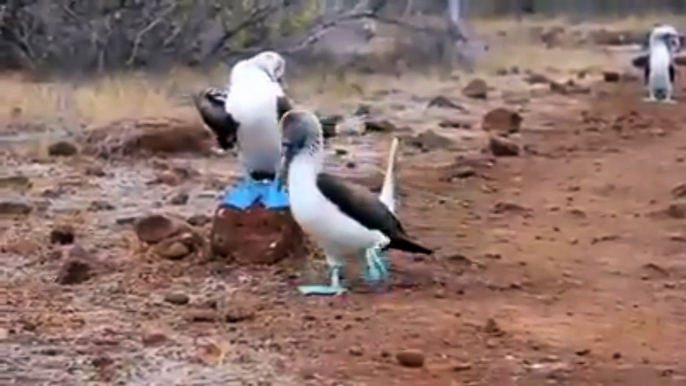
[298,265,347,296]
[363,246,390,284]
[261,180,289,209]
[298,285,347,296]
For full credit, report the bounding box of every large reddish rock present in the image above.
[84,117,213,158]
[210,205,307,265]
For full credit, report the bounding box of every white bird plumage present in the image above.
[226,52,287,175]
[281,111,431,295]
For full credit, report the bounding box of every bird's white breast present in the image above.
[225,66,283,173]
[288,157,385,257]
[649,43,672,88]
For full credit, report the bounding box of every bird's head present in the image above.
[251,51,287,87]
[649,25,682,53]
[280,110,322,167]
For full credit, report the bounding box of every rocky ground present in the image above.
[3,27,686,385]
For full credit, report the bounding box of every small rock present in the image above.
[427,95,467,111]
[349,347,364,356]
[484,318,505,336]
[0,198,33,216]
[116,216,138,225]
[603,71,620,82]
[134,214,181,244]
[448,166,476,180]
[493,201,529,214]
[575,348,591,356]
[438,119,470,129]
[50,224,75,245]
[452,362,473,372]
[462,78,488,99]
[187,214,211,227]
[85,165,106,177]
[142,331,168,347]
[56,259,92,285]
[169,191,189,206]
[364,119,397,133]
[0,175,32,192]
[48,141,78,156]
[525,72,551,84]
[186,310,220,323]
[489,135,520,157]
[396,350,425,368]
[482,107,522,136]
[665,202,686,219]
[225,306,255,323]
[164,293,190,305]
[671,183,686,198]
[404,130,454,152]
[154,241,190,260]
[91,355,114,368]
[88,200,115,212]
[353,104,371,116]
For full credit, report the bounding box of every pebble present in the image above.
[164,293,190,305]
[50,224,76,245]
[56,259,92,285]
[396,350,425,368]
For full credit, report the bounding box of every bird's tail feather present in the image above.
[379,137,399,214]
[387,236,433,255]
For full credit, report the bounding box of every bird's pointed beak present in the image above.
[280,140,294,187]
[278,77,288,91]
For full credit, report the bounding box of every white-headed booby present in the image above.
[645,25,679,103]
[280,110,433,296]
[631,24,682,103]
[196,51,294,209]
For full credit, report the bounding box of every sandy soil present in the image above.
[3,45,686,385]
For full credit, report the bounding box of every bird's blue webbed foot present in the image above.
[362,244,390,285]
[222,177,266,210]
[259,178,290,209]
[298,264,347,296]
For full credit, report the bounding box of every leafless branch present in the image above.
[127,4,176,65]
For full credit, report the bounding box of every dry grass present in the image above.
[0,66,230,128]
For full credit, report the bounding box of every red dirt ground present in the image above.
[3,76,686,385]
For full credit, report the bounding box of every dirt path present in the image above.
[3,75,686,385]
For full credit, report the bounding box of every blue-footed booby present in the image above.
[280,110,433,296]
[631,24,682,103]
[196,51,293,209]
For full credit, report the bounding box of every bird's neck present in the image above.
[288,147,323,188]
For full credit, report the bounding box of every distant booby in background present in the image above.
[644,25,680,103]
[195,51,293,209]
[280,110,433,296]
[631,24,683,102]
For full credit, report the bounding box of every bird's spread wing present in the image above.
[316,173,406,238]
[195,89,239,150]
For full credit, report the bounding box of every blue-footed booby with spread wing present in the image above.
[196,51,293,209]
[280,110,433,296]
